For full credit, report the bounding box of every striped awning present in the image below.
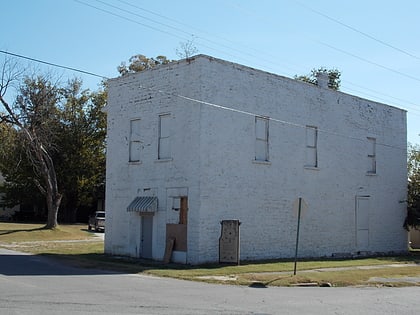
[127,196,158,213]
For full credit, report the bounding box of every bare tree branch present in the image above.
[0,57,63,228]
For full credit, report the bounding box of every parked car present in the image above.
[88,211,105,232]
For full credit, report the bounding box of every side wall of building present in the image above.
[193,57,407,263]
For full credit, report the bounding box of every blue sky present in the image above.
[2,0,420,144]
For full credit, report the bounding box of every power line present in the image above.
[227,0,420,84]
[292,0,420,61]
[74,0,261,66]
[114,0,293,69]
[74,0,187,41]
[0,50,107,79]
[319,41,420,83]
[93,0,262,61]
[80,0,420,89]
[95,0,194,38]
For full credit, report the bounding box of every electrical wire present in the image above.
[292,0,420,62]
[0,50,107,79]
[319,41,420,83]
[78,0,420,101]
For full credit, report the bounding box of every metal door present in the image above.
[141,216,153,259]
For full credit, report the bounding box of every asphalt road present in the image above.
[1,248,420,315]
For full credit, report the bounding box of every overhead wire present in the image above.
[75,0,271,69]
[292,0,420,62]
[82,0,420,87]
[0,50,107,79]
[114,0,300,73]
[319,41,420,83]
[224,0,420,118]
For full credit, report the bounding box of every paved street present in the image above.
[1,248,419,315]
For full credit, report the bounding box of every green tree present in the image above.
[117,54,173,76]
[404,143,420,230]
[0,123,46,218]
[1,73,63,228]
[55,80,106,222]
[0,61,106,227]
[295,67,341,90]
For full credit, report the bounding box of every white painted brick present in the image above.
[105,55,407,264]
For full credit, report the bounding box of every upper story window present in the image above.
[158,113,171,160]
[255,116,269,162]
[305,125,318,168]
[129,118,141,162]
[367,137,376,174]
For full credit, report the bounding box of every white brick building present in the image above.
[105,55,407,264]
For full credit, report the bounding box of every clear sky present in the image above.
[2,0,420,144]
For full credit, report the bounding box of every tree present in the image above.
[117,54,173,76]
[0,123,46,218]
[295,67,341,90]
[176,38,198,60]
[0,59,107,227]
[404,144,420,230]
[0,70,63,228]
[55,80,106,222]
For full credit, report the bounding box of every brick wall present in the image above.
[105,55,407,264]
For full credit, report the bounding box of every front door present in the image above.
[141,215,153,259]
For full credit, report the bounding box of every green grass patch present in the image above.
[0,222,95,242]
[0,222,103,256]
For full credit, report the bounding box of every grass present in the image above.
[0,222,95,242]
[0,222,103,256]
[1,222,420,287]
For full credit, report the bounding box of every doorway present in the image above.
[141,215,153,259]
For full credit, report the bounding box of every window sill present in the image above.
[128,161,142,165]
[253,160,271,165]
[155,158,173,163]
[304,166,319,171]
[366,172,377,176]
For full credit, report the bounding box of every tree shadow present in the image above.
[0,226,46,236]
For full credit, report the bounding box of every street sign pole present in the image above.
[293,197,302,276]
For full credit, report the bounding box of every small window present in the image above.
[255,116,269,162]
[129,119,141,162]
[367,137,376,174]
[305,126,318,168]
[158,114,171,160]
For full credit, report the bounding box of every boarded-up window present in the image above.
[255,116,269,162]
[179,197,188,225]
[367,137,376,174]
[158,114,171,160]
[305,126,318,167]
[129,119,141,162]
